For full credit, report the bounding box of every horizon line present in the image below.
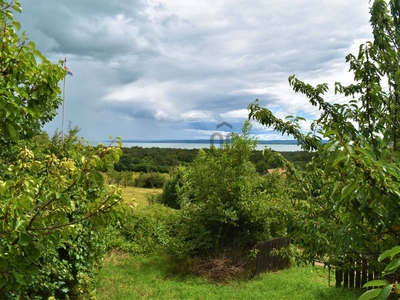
[95,139,299,145]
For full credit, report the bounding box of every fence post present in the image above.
[355,261,361,288]
[253,236,290,276]
[335,270,343,287]
[349,259,355,288]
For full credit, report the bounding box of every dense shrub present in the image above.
[156,166,186,209]
[108,204,178,254]
[134,172,168,188]
[167,122,289,262]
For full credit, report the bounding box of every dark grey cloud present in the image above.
[14,0,373,140]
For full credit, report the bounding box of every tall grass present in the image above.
[120,186,162,206]
[96,250,362,300]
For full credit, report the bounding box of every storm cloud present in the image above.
[16,0,372,141]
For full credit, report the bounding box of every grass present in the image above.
[96,250,363,300]
[120,186,162,206]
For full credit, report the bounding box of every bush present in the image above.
[134,172,168,188]
[157,166,186,209]
[167,122,289,262]
[108,204,178,254]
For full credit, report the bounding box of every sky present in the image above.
[16,0,373,142]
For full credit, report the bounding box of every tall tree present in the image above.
[0,0,65,146]
[0,2,124,298]
[248,0,400,269]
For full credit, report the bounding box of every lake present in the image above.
[91,141,303,152]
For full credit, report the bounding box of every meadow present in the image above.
[120,185,162,206]
[95,186,363,300]
[96,249,363,300]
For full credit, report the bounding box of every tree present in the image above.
[0,2,124,298]
[248,0,400,275]
[0,0,65,147]
[168,122,288,260]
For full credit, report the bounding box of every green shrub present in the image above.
[109,204,178,254]
[157,166,186,209]
[146,191,163,205]
[134,172,168,188]
[167,122,289,262]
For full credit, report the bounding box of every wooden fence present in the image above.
[252,237,381,289]
[333,259,379,288]
[252,236,290,276]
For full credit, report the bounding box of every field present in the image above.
[120,186,162,206]
[96,250,363,300]
[98,186,363,299]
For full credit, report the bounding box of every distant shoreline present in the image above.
[100,139,299,145]
[90,140,304,152]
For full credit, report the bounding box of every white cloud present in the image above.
[15,0,374,140]
[220,109,249,119]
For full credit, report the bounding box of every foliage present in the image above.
[0,2,124,298]
[145,190,162,205]
[0,0,65,148]
[248,0,400,274]
[250,150,313,172]
[107,170,134,187]
[134,172,168,188]
[167,121,289,261]
[156,166,186,209]
[115,146,313,175]
[107,204,178,254]
[0,128,123,298]
[359,246,400,300]
[114,147,199,173]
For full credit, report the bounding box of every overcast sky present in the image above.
[16,0,373,142]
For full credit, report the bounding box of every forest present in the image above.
[113,146,314,173]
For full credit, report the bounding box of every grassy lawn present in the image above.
[120,186,162,206]
[96,251,363,300]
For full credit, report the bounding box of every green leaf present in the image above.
[341,182,357,201]
[19,232,31,247]
[363,280,388,288]
[6,122,18,142]
[379,246,400,262]
[12,20,21,31]
[394,68,400,84]
[355,146,376,160]
[358,288,382,300]
[12,270,26,285]
[0,276,5,289]
[376,284,392,300]
[383,257,400,275]
[331,154,346,168]
[92,171,104,185]
[27,40,36,49]
[14,218,23,230]
[25,264,39,276]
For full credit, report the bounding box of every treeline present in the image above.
[114,146,314,174]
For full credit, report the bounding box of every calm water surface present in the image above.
[92,142,303,152]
